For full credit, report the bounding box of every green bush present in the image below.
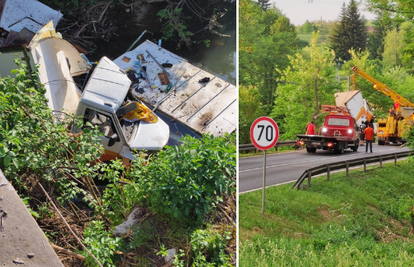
[190,229,232,266]
[82,221,124,267]
[132,134,236,223]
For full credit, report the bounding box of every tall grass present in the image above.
[240,160,414,266]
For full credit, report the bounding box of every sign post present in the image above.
[250,117,279,215]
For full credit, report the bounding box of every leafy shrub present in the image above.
[190,229,232,266]
[130,220,156,249]
[82,220,124,267]
[0,58,126,265]
[132,134,236,223]
[0,59,103,183]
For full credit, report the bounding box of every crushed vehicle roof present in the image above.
[0,0,62,33]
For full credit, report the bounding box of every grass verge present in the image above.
[240,159,414,266]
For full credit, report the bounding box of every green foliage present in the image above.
[407,124,414,151]
[97,160,141,225]
[39,0,97,10]
[241,235,414,266]
[190,229,232,266]
[157,7,193,48]
[239,0,300,115]
[239,85,264,144]
[21,196,39,218]
[0,59,103,183]
[132,134,236,223]
[367,0,414,21]
[297,20,317,34]
[172,249,186,267]
[382,28,404,67]
[400,21,414,71]
[329,0,367,61]
[130,221,156,249]
[257,0,271,11]
[82,220,124,267]
[367,16,395,61]
[272,32,337,139]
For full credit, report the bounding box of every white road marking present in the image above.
[239,148,404,173]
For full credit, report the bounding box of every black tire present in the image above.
[352,143,359,152]
[378,140,385,145]
[311,147,317,153]
[335,144,344,154]
[306,147,312,153]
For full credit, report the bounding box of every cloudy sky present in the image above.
[271,0,376,25]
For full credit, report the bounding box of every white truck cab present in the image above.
[75,57,170,160]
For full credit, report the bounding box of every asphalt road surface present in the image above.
[239,144,410,193]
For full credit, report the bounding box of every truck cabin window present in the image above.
[327,118,350,127]
[84,108,116,138]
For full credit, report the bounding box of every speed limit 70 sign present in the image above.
[250,117,279,150]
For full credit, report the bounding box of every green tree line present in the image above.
[240,0,414,144]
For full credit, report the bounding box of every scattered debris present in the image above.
[113,206,143,236]
[51,244,86,261]
[12,258,24,264]
[27,253,35,259]
[0,0,62,33]
[0,0,62,49]
[199,77,210,83]
[164,248,177,263]
[0,209,7,231]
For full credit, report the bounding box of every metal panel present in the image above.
[0,0,62,33]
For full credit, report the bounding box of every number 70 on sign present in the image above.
[250,117,279,150]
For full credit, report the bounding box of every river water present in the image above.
[87,1,236,144]
[90,1,236,85]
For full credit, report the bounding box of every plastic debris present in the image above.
[13,258,24,264]
[199,77,210,83]
[120,103,158,123]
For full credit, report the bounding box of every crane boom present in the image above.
[351,66,414,108]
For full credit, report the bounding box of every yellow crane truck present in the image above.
[351,66,414,145]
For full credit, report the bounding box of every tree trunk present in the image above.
[314,78,319,115]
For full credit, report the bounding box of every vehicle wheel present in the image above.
[353,143,359,152]
[335,144,344,154]
[378,140,385,145]
[311,147,317,153]
[306,147,312,153]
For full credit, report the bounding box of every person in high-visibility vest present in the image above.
[364,124,375,153]
[306,121,316,135]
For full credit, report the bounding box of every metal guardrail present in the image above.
[291,151,413,190]
[239,140,297,151]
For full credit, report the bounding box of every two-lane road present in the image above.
[239,144,410,193]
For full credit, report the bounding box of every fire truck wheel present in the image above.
[352,143,359,152]
[335,144,344,154]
